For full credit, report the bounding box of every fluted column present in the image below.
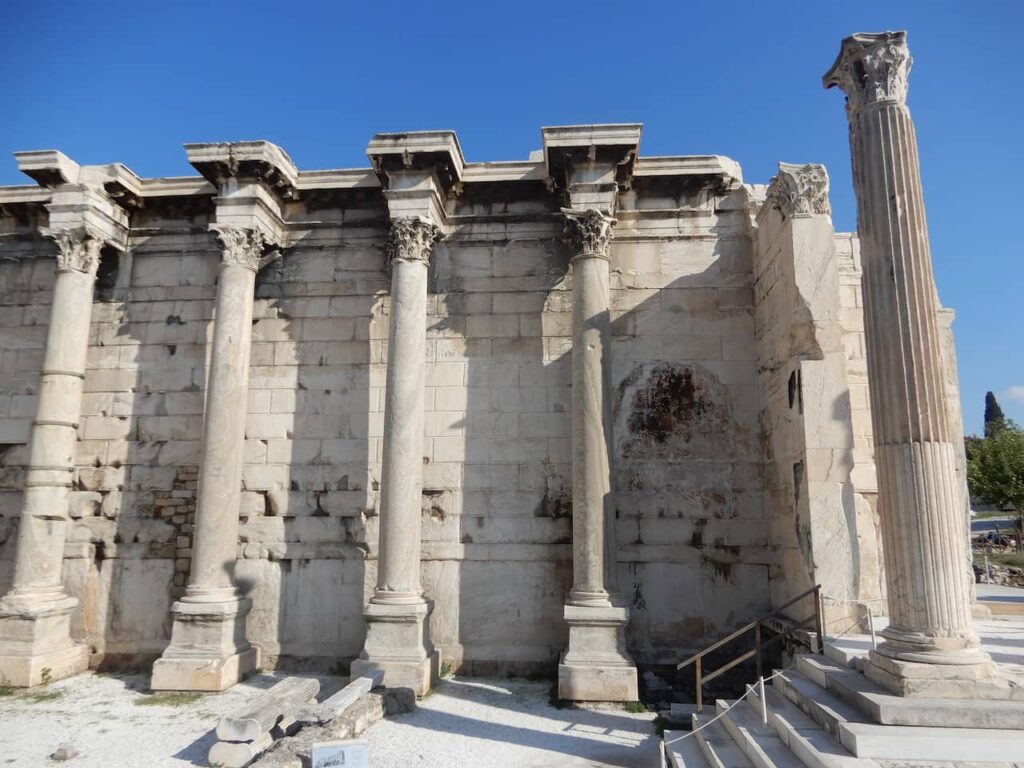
[558,208,638,702]
[0,229,99,687]
[351,216,440,695]
[825,31,991,691]
[151,225,265,691]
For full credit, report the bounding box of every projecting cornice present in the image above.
[542,124,642,195]
[185,141,299,199]
[367,131,465,194]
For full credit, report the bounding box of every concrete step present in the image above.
[774,669,868,741]
[797,653,1024,730]
[749,685,877,768]
[664,730,710,768]
[693,712,753,768]
[716,698,804,768]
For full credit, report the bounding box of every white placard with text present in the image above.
[311,740,368,768]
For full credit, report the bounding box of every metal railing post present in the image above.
[759,676,767,725]
[813,585,824,654]
[754,623,763,680]
[695,655,703,713]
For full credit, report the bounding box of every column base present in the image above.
[558,603,638,702]
[864,646,1000,699]
[0,594,90,688]
[351,599,438,696]
[151,595,258,692]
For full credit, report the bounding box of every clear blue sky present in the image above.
[1,0,1020,434]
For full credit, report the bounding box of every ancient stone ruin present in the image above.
[0,32,996,729]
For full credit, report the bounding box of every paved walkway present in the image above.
[363,677,660,768]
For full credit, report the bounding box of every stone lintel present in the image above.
[15,150,81,188]
[185,140,299,200]
[542,124,642,193]
[367,130,465,195]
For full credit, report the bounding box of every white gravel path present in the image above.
[0,670,345,768]
[362,677,660,768]
[0,673,657,767]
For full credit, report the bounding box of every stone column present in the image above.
[558,208,638,702]
[824,31,992,694]
[350,217,441,695]
[0,229,99,687]
[151,225,264,691]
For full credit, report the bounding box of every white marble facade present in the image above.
[0,50,975,699]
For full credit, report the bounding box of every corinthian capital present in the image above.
[212,225,267,271]
[386,217,441,266]
[44,227,103,275]
[562,208,616,261]
[764,163,831,218]
[823,31,911,115]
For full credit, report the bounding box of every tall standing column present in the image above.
[351,217,441,695]
[0,228,99,687]
[824,31,992,694]
[152,225,264,691]
[558,208,638,702]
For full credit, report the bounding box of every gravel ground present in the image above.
[0,673,657,768]
[362,677,660,768]
[0,670,345,768]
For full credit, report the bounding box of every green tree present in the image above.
[984,391,1006,437]
[968,422,1024,551]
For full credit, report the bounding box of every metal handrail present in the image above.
[675,584,823,711]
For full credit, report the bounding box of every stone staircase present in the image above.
[664,653,1024,767]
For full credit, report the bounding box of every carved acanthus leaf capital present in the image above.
[823,31,911,115]
[386,217,441,266]
[43,227,103,275]
[562,208,616,261]
[764,163,831,218]
[212,225,267,271]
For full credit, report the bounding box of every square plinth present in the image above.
[351,649,441,697]
[558,653,639,702]
[151,646,259,692]
[151,596,257,691]
[559,603,638,702]
[0,643,90,688]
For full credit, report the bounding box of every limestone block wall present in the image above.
[1,162,777,673]
[753,198,884,631]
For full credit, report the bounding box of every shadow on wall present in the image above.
[236,193,385,672]
[417,194,772,673]
[75,222,216,670]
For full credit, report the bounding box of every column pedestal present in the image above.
[351,601,439,695]
[558,604,638,701]
[151,597,258,692]
[0,596,89,687]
